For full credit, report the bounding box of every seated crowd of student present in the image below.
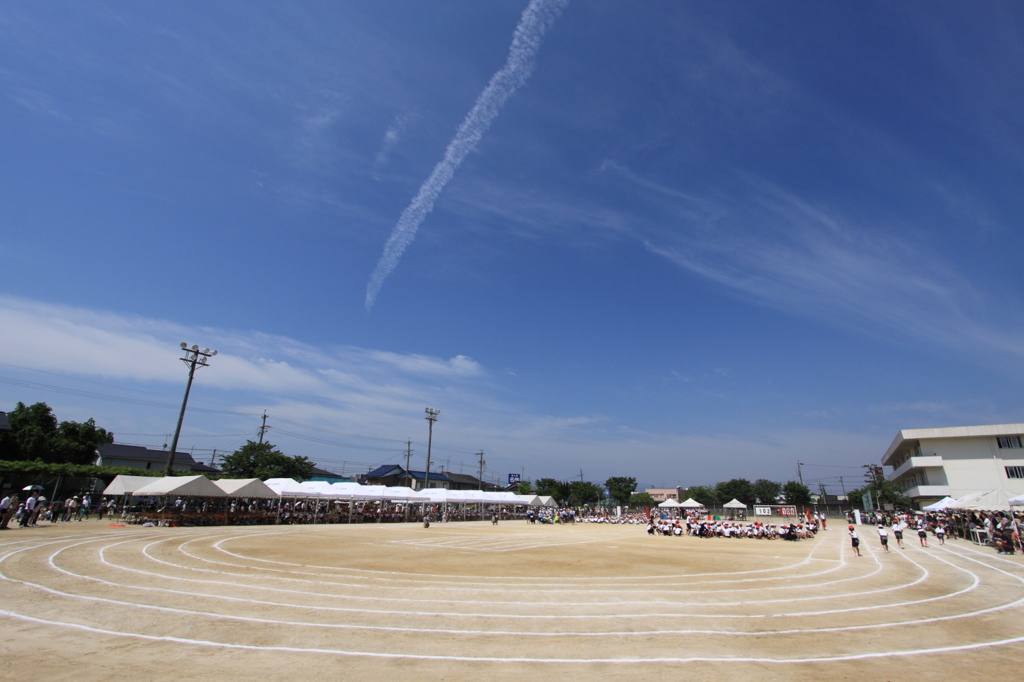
[647,516,818,540]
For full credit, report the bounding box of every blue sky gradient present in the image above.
[2,2,1022,492]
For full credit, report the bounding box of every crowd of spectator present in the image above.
[645,514,820,540]
[852,509,1022,555]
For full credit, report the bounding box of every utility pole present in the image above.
[477,450,485,490]
[404,440,413,487]
[258,411,270,444]
[797,461,805,486]
[166,343,217,476]
[424,408,439,490]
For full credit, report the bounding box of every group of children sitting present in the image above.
[647,517,818,540]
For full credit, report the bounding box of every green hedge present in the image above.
[0,460,164,482]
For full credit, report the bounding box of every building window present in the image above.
[997,436,1022,449]
[1006,466,1024,479]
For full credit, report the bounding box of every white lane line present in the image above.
[17,534,1002,622]
[4,607,1024,663]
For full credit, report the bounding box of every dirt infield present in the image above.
[2,519,1023,680]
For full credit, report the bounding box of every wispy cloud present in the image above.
[0,294,895,485]
[0,296,478,400]
[365,0,569,310]
[600,167,1024,364]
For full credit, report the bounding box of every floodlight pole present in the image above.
[166,343,217,476]
[423,408,439,490]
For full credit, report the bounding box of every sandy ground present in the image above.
[1,518,1023,681]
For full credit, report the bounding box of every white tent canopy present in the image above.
[491,491,526,505]
[103,475,160,496]
[213,478,279,499]
[952,489,1013,511]
[382,486,430,501]
[922,496,957,511]
[537,496,558,507]
[723,499,747,509]
[1010,493,1024,506]
[658,498,682,508]
[264,478,306,496]
[132,475,227,497]
[679,498,705,508]
[295,481,337,497]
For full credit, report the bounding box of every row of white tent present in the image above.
[657,491,1024,513]
[103,475,559,506]
[922,490,1024,512]
[657,497,747,509]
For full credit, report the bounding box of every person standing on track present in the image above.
[877,524,890,552]
[0,493,15,530]
[849,525,861,557]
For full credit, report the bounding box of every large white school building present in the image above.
[882,423,1024,508]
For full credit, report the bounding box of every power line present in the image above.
[271,428,405,452]
[0,361,171,396]
[0,375,246,417]
[269,415,406,444]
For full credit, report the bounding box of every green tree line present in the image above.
[1,401,313,481]
[515,475,816,509]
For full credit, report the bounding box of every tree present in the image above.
[516,481,534,496]
[604,476,637,506]
[715,478,755,506]
[685,485,720,508]
[4,401,58,461]
[2,401,113,464]
[567,480,603,506]
[52,418,114,465]
[219,441,314,480]
[629,492,656,507]
[851,464,910,510]
[752,478,782,505]
[534,478,569,502]
[782,480,812,506]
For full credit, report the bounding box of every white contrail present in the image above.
[365,0,570,310]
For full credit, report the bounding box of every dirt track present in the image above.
[2,519,1022,680]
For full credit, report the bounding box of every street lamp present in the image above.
[165,343,217,475]
[423,408,439,490]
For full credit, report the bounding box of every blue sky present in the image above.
[2,1,1023,493]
